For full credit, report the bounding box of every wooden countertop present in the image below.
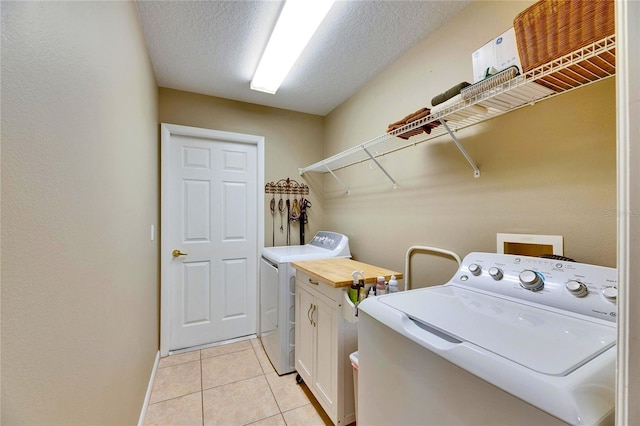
[291,258,403,288]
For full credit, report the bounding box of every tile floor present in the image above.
[144,338,333,426]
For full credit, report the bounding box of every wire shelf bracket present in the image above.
[324,164,351,195]
[440,120,480,178]
[363,147,398,189]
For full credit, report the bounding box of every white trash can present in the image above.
[350,351,359,423]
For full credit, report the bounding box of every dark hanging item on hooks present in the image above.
[270,195,276,246]
[299,198,311,245]
[286,197,291,246]
[265,178,309,246]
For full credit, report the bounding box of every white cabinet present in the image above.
[294,271,357,425]
[295,284,315,383]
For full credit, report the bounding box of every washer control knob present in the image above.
[468,264,482,276]
[488,267,503,280]
[565,280,588,297]
[602,287,618,302]
[519,270,544,291]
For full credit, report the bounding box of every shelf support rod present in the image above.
[439,120,480,178]
[324,164,351,195]
[363,147,398,188]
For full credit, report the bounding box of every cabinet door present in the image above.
[295,284,314,384]
[312,295,337,417]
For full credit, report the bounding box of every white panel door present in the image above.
[163,125,261,352]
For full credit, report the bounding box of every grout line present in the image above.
[147,359,203,407]
[251,343,270,375]
[147,390,203,406]
[201,371,265,393]
[263,368,283,414]
[251,342,277,375]
[200,341,266,392]
[201,345,255,361]
[156,354,200,370]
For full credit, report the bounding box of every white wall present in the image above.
[1,2,159,424]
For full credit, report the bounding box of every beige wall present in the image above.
[1,2,159,424]
[323,0,617,287]
[159,88,325,247]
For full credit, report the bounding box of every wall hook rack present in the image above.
[265,178,309,196]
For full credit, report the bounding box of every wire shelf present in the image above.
[299,35,616,177]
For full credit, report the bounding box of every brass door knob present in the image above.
[172,249,188,258]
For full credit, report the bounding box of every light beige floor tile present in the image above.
[250,337,262,350]
[282,403,332,426]
[158,350,200,369]
[265,372,310,412]
[246,413,286,426]
[201,348,263,389]
[144,392,203,426]
[202,375,280,426]
[253,345,276,374]
[201,340,252,359]
[150,360,201,404]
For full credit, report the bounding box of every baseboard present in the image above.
[138,350,160,426]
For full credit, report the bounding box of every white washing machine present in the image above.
[358,252,617,425]
[260,231,350,375]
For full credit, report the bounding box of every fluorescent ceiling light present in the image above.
[251,0,336,94]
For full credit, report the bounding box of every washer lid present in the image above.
[379,285,616,376]
[262,244,335,263]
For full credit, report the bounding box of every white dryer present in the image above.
[358,252,617,425]
[260,231,350,375]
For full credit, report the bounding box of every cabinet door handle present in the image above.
[307,303,313,325]
[308,278,319,285]
[311,304,317,327]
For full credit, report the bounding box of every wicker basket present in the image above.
[513,0,615,73]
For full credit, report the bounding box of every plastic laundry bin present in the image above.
[350,351,359,423]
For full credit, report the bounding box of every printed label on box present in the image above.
[472,27,522,82]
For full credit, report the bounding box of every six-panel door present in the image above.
[168,133,257,350]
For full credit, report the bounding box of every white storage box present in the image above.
[472,27,522,82]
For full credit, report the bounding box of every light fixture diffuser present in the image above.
[250,0,336,94]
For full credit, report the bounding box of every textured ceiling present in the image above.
[135,1,471,116]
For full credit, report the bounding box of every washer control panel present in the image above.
[454,252,617,322]
[309,231,350,254]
